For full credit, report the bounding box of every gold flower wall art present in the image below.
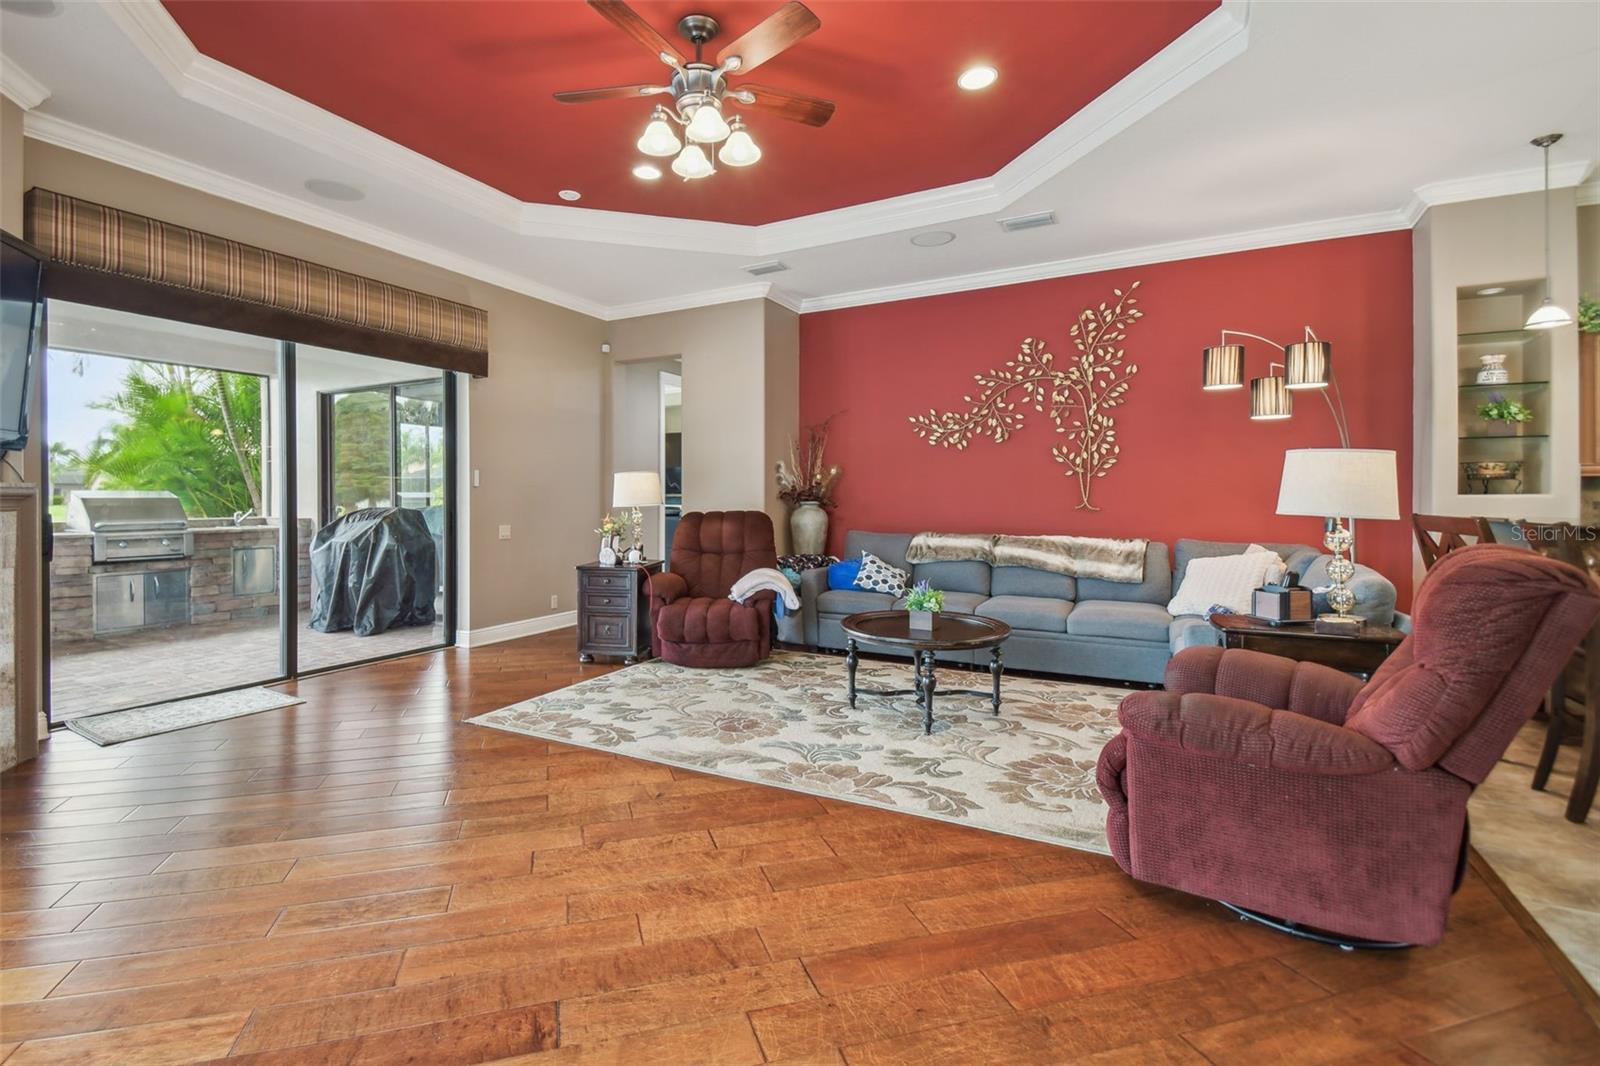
[908,282,1143,511]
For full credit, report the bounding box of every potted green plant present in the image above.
[1476,393,1533,436]
[905,580,945,633]
[1578,295,1598,334]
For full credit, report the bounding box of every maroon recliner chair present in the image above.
[1096,546,1600,946]
[650,511,779,669]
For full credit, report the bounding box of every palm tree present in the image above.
[82,363,264,517]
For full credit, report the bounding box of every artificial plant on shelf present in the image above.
[1579,295,1599,333]
[1476,393,1533,435]
[775,415,842,555]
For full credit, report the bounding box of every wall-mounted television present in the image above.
[0,231,45,455]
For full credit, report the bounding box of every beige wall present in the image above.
[603,299,799,553]
[1581,203,1599,300]
[20,140,608,635]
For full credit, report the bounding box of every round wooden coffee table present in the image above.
[839,611,1012,734]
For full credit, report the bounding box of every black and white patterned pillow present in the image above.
[854,551,909,596]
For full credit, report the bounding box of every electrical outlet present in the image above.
[549,594,559,609]
[498,524,511,540]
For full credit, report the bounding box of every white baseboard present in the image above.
[460,611,576,649]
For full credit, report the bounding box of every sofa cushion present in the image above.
[1075,541,1172,605]
[894,591,989,614]
[1169,615,1219,653]
[817,589,897,615]
[990,565,1075,601]
[1174,538,1312,588]
[911,559,991,595]
[977,595,1072,633]
[843,531,913,573]
[1067,600,1173,643]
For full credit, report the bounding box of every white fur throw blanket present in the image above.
[729,568,801,609]
[905,533,997,564]
[993,535,1148,583]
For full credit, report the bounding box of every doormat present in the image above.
[67,687,305,746]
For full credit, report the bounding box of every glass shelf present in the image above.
[1457,380,1550,391]
[1458,329,1539,344]
[1458,433,1548,441]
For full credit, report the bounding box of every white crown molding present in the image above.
[797,206,1413,314]
[97,0,1248,258]
[0,54,50,110]
[22,111,609,320]
[460,610,576,648]
[1577,180,1600,207]
[1404,159,1595,224]
[602,282,775,321]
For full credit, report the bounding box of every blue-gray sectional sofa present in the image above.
[794,530,1399,685]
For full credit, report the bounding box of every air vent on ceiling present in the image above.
[743,260,790,276]
[998,210,1057,233]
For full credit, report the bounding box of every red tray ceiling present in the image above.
[163,1,1217,226]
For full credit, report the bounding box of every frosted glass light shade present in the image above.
[671,144,714,179]
[636,117,681,157]
[1276,449,1399,520]
[1525,297,1574,330]
[684,102,731,144]
[718,126,761,167]
[612,471,663,508]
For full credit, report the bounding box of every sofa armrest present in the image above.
[1117,690,1394,776]
[1164,646,1364,726]
[799,566,829,647]
[649,571,688,606]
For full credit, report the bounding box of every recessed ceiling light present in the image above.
[303,178,365,202]
[632,164,662,181]
[910,231,957,247]
[1476,286,1507,296]
[558,189,582,202]
[957,65,998,91]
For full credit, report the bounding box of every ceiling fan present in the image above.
[555,0,836,181]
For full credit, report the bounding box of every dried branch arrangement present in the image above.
[908,282,1143,511]
[775,415,842,508]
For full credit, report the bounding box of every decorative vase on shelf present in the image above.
[1476,353,1510,385]
[790,500,828,556]
[598,534,618,566]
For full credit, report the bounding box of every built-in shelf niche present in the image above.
[1455,282,1551,497]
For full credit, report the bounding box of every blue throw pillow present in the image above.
[827,558,863,590]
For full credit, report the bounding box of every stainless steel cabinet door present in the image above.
[94,574,145,633]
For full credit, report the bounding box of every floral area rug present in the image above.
[469,651,1130,854]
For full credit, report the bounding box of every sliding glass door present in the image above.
[40,307,455,724]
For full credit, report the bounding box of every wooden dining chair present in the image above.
[1519,522,1600,823]
[1412,514,1497,570]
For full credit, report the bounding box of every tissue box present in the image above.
[1252,585,1312,624]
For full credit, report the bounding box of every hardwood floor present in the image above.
[1,630,1596,1065]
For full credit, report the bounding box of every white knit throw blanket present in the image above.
[729,568,801,609]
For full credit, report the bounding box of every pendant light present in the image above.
[1285,340,1331,390]
[1201,345,1244,390]
[1525,133,1573,331]
[636,109,681,158]
[718,118,761,167]
[684,101,731,144]
[671,143,714,180]
[1249,375,1292,421]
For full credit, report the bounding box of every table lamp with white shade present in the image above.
[612,471,663,563]
[1275,449,1399,632]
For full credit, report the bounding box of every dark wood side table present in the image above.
[576,561,661,664]
[1209,613,1406,678]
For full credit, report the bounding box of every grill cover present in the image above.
[309,508,438,637]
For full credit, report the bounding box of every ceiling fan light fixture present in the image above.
[637,113,682,157]
[718,120,761,167]
[671,144,715,180]
[957,65,999,91]
[684,100,731,144]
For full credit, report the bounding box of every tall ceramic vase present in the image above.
[790,500,828,556]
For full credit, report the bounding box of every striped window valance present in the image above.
[25,189,488,375]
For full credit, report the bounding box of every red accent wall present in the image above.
[799,232,1414,607]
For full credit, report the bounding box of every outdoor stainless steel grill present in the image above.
[66,491,194,563]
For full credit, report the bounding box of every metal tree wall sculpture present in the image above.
[908,282,1143,511]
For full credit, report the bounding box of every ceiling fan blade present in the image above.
[587,0,684,67]
[554,84,669,104]
[716,1,820,73]
[733,83,835,127]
